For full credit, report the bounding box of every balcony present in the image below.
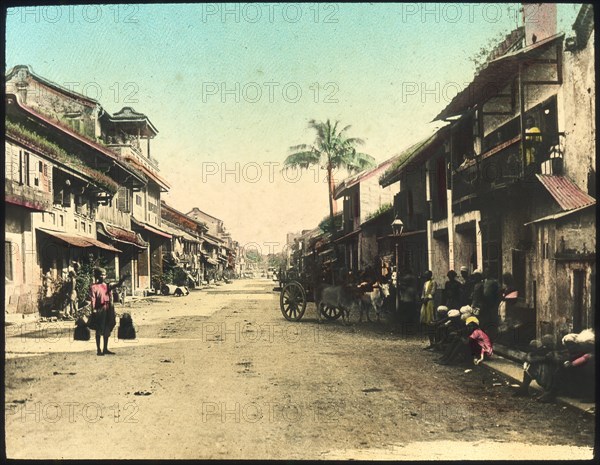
[5,178,52,211]
[452,136,521,201]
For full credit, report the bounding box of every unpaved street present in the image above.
[5,279,595,460]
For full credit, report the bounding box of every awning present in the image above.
[203,235,221,247]
[334,228,361,243]
[160,221,200,243]
[434,33,564,121]
[524,203,595,226]
[536,174,596,211]
[97,222,147,249]
[203,256,218,266]
[131,217,172,239]
[376,230,427,241]
[38,228,121,253]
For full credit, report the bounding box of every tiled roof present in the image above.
[536,174,596,211]
[333,156,398,199]
[98,222,148,248]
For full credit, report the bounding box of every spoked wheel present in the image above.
[320,303,342,320]
[280,281,307,321]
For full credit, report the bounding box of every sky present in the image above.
[5,3,583,254]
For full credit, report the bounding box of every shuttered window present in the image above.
[116,186,130,212]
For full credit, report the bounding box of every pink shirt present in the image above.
[469,328,493,357]
[89,283,112,310]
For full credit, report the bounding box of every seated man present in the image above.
[432,308,462,351]
[435,316,492,366]
[514,330,595,403]
[513,335,564,402]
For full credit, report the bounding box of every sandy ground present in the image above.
[5,279,595,460]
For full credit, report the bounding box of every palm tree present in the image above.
[284,119,376,233]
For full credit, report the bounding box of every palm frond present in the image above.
[283,150,321,169]
[288,144,312,152]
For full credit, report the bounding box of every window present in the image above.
[18,150,23,185]
[24,152,30,186]
[39,161,43,173]
[88,224,92,233]
[64,191,71,208]
[116,186,131,213]
[81,221,86,232]
[136,194,142,206]
[74,219,78,230]
[542,242,550,260]
[60,215,64,227]
[54,189,63,207]
[5,242,13,281]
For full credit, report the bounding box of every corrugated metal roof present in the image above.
[536,174,596,212]
[524,203,595,226]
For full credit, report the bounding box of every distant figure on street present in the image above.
[470,269,484,316]
[458,266,473,306]
[399,269,418,324]
[420,270,437,349]
[498,272,518,323]
[89,267,130,356]
[481,268,500,330]
[66,270,77,319]
[442,270,462,310]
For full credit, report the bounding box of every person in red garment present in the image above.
[466,316,493,365]
[89,267,130,356]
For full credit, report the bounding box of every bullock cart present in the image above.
[278,253,343,322]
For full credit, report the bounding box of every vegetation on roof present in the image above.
[6,119,119,194]
[379,135,436,185]
[364,203,392,222]
[318,211,342,234]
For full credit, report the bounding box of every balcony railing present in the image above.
[107,144,160,171]
[453,136,522,201]
[5,178,53,211]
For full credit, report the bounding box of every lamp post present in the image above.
[391,218,404,314]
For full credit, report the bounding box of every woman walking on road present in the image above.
[66,270,78,319]
[89,267,130,356]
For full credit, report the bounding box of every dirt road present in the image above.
[5,279,595,459]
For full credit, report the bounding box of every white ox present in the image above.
[358,281,390,323]
[316,281,390,325]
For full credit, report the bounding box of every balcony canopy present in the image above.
[433,33,564,121]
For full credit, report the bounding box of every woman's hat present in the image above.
[437,305,448,313]
[459,305,472,314]
[465,316,479,326]
[448,309,460,318]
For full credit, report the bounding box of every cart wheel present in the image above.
[280,281,307,321]
[320,303,342,320]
